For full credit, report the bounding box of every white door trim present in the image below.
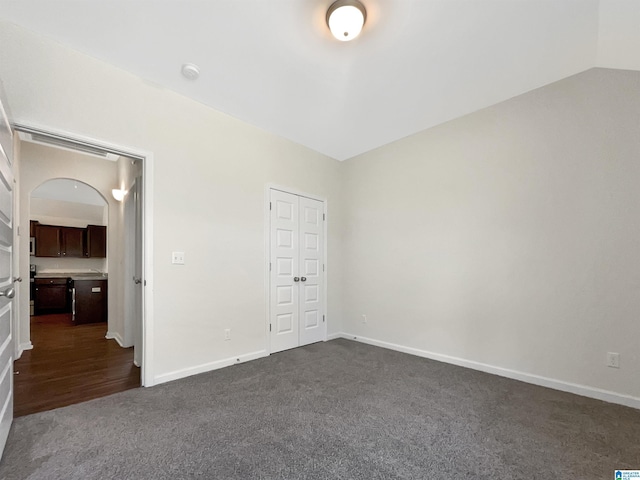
[264,184,328,354]
[12,122,156,387]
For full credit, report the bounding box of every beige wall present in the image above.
[341,68,640,401]
[31,197,105,227]
[597,0,640,70]
[0,22,343,383]
[18,142,120,348]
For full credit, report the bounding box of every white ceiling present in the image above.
[32,178,107,206]
[0,1,611,160]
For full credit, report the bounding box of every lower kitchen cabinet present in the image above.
[72,279,108,324]
[34,278,68,315]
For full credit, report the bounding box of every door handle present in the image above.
[293,277,300,282]
[133,277,142,285]
[0,287,15,299]
[301,277,307,282]
[13,277,22,283]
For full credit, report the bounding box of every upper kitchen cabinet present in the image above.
[34,223,107,258]
[35,225,61,257]
[85,225,107,258]
[30,220,39,237]
[62,227,85,258]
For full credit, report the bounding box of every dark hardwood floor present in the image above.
[14,314,140,417]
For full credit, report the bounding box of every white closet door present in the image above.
[269,190,300,353]
[269,190,325,353]
[298,196,324,346]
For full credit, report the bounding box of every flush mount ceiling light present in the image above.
[326,0,367,42]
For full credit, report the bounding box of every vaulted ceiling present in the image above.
[0,1,636,160]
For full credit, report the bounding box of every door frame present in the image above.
[264,184,328,354]
[12,123,156,387]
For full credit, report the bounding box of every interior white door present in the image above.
[133,177,143,367]
[123,182,135,347]
[0,93,15,456]
[269,189,325,353]
[269,190,300,353]
[298,196,324,347]
[123,176,143,369]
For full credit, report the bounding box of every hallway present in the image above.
[14,314,140,417]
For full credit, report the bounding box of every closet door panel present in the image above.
[269,190,300,353]
[298,196,325,347]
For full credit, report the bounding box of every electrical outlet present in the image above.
[172,251,185,265]
[361,314,367,324]
[224,328,231,341]
[606,352,620,368]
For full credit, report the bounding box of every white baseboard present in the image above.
[16,341,33,359]
[326,332,342,341]
[154,350,269,385]
[105,331,125,348]
[331,333,640,410]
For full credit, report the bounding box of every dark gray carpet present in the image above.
[1,339,639,479]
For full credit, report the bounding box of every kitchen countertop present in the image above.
[34,272,108,280]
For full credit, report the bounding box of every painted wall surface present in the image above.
[31,197,105,226]
[597,0,640,71]
[0,23,343,383]
[341,68,640,399]
[18,142,119,347]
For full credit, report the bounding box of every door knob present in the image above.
[0,287,15,299]
[293,277,300,282]
[133,277,142,285]
[301,277,307,282]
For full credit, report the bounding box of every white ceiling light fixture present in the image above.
[326,0,367,42]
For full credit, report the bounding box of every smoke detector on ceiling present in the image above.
[181,63,200,80]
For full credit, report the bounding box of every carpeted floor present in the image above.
[1,339,639,479]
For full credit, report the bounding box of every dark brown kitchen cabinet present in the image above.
[30,220,39,237]
[33,223,107,258]
[85,225,107,258]
[35,225,61,257]
[62,227,85,258]
[73,279,108,324]
[34,278,69,315]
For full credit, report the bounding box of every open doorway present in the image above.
[13,132,147,416]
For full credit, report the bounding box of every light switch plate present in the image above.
[172,251,185,265]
